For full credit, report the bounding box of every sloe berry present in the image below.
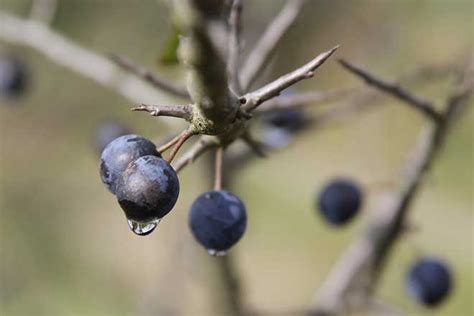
[406,257,452,306]
[317,178,362,225]
[189,190,247,255]
[116,155,179,222]
[100,134,159,194]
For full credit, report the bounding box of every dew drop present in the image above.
[207,249,227,256]
[127,218,161,236]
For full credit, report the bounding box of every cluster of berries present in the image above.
[96,99,452,305]
[99,134,246,254]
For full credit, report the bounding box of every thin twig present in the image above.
[29,0,58,25]
[256,62,460,113]
[205,154,245,315]
[311,62,473,315]
[110,54,189,98]
[241,46,338,112]
[240,0,307,91]
[228,0,243,94]
[339,59,443,122]
[132,104,194,121]
[173,136,218,173]
[0,11,177,128]
[214,147,224,190]
[166,127,197,163]
[158,132,187,153]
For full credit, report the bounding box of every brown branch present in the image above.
[241,46,338,112]
[311,63,473,315]
[173,0,239,131]
[166,127,197,163]
[240,0,307,91]
[158,132,187,153]
[228,0,243,94]
[132,104,194,121]
[173,136,218,173]
[339,59,443,122]
[110,54,189,98]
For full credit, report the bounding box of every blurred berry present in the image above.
[261,107,307,133]
[317,178,362,225]
[0,56,28,98]
[95,121,131,153]
[407,257,452,306]
[260,88,308,148]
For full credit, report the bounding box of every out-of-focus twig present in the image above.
[0,11,178,128]
[311,59,473,315]
[240,0,307,91]
[256,62,460,113]
[241,131,267,158]
[110,54,189,98]
[241,46,338,112]
[29,0,59,25]
[339,59,443,122]
[173,136,219,173]
[256,88,354,112]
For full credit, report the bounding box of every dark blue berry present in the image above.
[317,178,362,225]
[95,121,131,153]
[116,155,179,222]
[189,190,247,254]
[406,257,452,306]
[261,107,307,133]
[100,134,159,194]
[0,56,28,98]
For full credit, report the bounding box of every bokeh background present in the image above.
[1,0,473,315]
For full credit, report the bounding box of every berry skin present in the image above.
[95,121,131,153]
[100,134,159,194]
[0,56,28,98]
[406,257,452,307]
[189,190,247,254]
[116,155,179,222]
[317,178,362,225]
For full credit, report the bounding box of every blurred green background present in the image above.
[0,0,472,315]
